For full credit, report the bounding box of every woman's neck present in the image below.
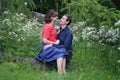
[50,21,55,25]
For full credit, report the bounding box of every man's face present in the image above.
[59,15,68,26]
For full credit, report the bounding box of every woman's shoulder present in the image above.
[45,24,53,28]
[43,24,53,30]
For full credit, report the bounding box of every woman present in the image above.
[35,9,68,74]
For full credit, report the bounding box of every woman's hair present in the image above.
[64,14,72,26]
[44,9,58,23]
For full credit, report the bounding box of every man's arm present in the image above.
[64,33,73,50]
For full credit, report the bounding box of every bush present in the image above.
[62,0,120,28]
[0,11,42,57]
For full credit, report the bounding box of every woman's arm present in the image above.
[43,38,60,49]
[43,38,59,45]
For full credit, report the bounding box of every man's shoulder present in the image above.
[66,28,72,34]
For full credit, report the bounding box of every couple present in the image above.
[34,9,73,74]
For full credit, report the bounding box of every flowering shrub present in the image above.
[81,26,119,46]
[82,27,99,42]
[1,11,42,41]
[98,26,119,45]
[0,11,43,56]
[71,22,86,41]
[114,20,120,27]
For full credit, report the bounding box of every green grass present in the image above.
[0,40,120,80]
[0,61,119,80]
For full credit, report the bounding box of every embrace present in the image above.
[31,9,73,75]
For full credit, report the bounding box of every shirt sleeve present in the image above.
[64,33,73,50]
[43,25,52,39]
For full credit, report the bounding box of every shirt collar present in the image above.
[60,26,68,31]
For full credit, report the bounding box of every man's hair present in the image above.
[64,14,72,26]
[44,9,58,23]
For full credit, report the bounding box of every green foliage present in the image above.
[71,19,120,74]
[2,0,36,15]
[0,62,120,80]
[62,0,120,28]
[33,0,60,13]
[0,11,42,57]
[97,0,115,8]
[32,0,71,17]
[0,0,120,79]
[73,39,120,74]
[0,52,120,80]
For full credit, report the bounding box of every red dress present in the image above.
[42,24,57,42]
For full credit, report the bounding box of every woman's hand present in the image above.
[43,44,52,49]
[54,40,60,44]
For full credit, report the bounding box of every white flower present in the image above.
[81,27,98,41]
[3,11,9,14]
[114,20,120,26]
[24,2,28,6]
[118,47,120,50]
[20,13,23,16]
[87,43,92,47]
[78,22,86,26]
[73,36,78,41]
[117,60,120,63]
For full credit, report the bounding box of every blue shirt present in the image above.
[57,27,73,51]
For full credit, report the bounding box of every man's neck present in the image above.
[61,25,67,29]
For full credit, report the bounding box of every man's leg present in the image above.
[66,51,72,69]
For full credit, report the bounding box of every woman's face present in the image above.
[51,16,58,22]
[59,15,67,25]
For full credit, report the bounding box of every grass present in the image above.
[0,61,120,80]
[0,40,120,80]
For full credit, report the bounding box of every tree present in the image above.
[97,0,115,8]
[111,0,120,10]
[0,0,1,10]
[2,0,36,14]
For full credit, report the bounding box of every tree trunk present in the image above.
[0,0,1,10]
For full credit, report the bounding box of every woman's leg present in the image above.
[62,58,66,74]
[57,57,63,74]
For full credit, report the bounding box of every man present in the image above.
[57,14,73,68]
[46,14,73,69]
